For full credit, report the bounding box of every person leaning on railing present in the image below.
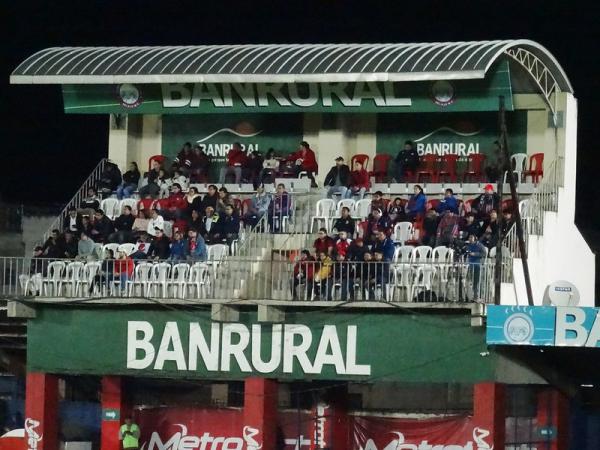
[291,250,316,300]
[466,234,487,299]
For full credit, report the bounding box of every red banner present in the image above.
[351,415,494,450]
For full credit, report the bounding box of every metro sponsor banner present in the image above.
[61,61,512,114]
[351,416,494,450]
[487,305,600,347]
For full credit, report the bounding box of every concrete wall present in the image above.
[108,114,162,173]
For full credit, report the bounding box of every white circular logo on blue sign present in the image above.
[503,313,534,344]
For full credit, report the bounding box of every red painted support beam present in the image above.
[243,378,278,449]
[101,376,124,450]
[473,382,506,450]
[537,389,569,450]
[25,372,59,450]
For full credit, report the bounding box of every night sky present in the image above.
[2,0,599,236]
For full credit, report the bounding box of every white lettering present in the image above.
[289,83,319,107]
[154,322,187,370]
[221,324,252,372]
[313,325,346,374]
[191,83,225,107]
[353,82,385,106]
[127,321,155,369]
[384,82,412,106]
[321,82,359,107]
[162,84,191,107]
[346,325,371,375]
[585,311,600,347]
[257,83,292,106]
[251,324,282,373]
[283,324,315,373]
[556,308,588,346]
[189,323,220,371]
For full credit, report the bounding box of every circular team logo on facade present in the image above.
[431,80,455,106]
[503,313,534,344]
[117,83,143,108]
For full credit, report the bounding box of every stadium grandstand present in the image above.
[1,40,595,449]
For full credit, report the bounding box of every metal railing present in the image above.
[41,158,108,244]
[1,255,497,304]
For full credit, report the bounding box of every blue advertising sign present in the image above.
[487,306,600,347]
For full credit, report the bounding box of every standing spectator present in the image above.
[268,183,290,233]
[114,250,134,294]
[286,141,318,187]
[79,188,101,217]
[472,184,500,220]
[80,215,93,237]
[116,162,141,200]
[347,160,370,199]
[200,205,222,244]
[291,250,316,300]
[91,209,114,243]
[436,210,460,247]
[466,234,487,298]
[484,141,502,183]
[436,188,459,215]
[63,231,78,258]
[332,207,356,235]
[169,230,187,261]
[406,185,427,220]
[388,197,406,223]
[331,253,354,301]
[372,229,395,262]
[64,207,84,235]
[221,204,240,245]
[77,232,96,261]
[369,251,390,299]
[243,185,271,228]
[393,140,419,182]
[110,206,135,243]
[119,416,141,450]
[190,144,211,183]
[260,148,280,185]
[173,142,193,175]
[219,142,247,184]
[147,228,170,260]
[356,252,373,300]
[96,161,122,195]
[324,157,350,199]
[313,228,335,256]
[146,209,165,238]
[501,209,515,235]
[186,229,208,262]
[19,246,47,295]
[244,151,264,187]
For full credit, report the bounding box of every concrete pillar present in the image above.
[25,372,59,450]
[243,378,278,449]
[537,389,569,450]
[108,115,129,171]
[473,382,505,450]
[101,376,124,450]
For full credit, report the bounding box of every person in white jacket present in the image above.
[146,209,165,237]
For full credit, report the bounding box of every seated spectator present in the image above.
[158,183,187,219]
[369,251,390,300]
[334,231,352,258]
[501,209,514,235]
[388,197,406,223]
[347,160,370,199]
[132,210,151,238]
[96,161,122,195]
[190,144,210,183]
[157,169,172,199]
[422,209,439,247]
[89,249,115,295]
[114,250,134,294]
[221,204,240,245]
[356,252,373,300]
[460,213,481,241]
[217,186,232,214]
[324,157,350,199]
[347,237,367,262]
[219,142,247,184]
[109,205,135,243]
[479,210,499,249]
[393,140,419,182]
[171,217,188,236]
[331,253,354,301]
[314,228,335,256]
[138,193,156,218]
[80,215,93,237]
[130,233,150,260]
[116,162,141,200]
[171,169,189,191]
[185,187,203,217]
[472,184,500,220]
[79,188,101,217]
[372,229,395,262]
[188,209,203,232]
[260,148,279,185]
[173,142,193,176]
[436,188,459,215]
[243,185,271,228]
[406,184,427,220]
[366,209,391,245]
[139,159,161,198]
[169,230,187,261]
[268,183,290,233]
[466,233,487,297]
[200,205,222,244]
[63,231,78,258]
[332,206,356,236]
[186,229,208,262]
[286,141,318,187]
[244,151,263,187]
[314,251,333,300]
[64,207,83,235]
[76,232,96,261]
[147,228,171,260]
[146,209,165,238]
[91,209,114,243]
[436,209,460,247]
[370,191,386,213]
[291,250,316,300]
[201,184,219,211]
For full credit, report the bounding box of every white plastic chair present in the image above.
[393,222,414,245]
[336,198,356,216]
[102,243,120,256]
[100,198,120,220]
[149,262,171,297]
[410,266,437,302]
[117,243,136,256]
[127,262,153,297]
[432,246,453,283]
[489,246,511,259]
[208,244,229,262]
[78,261,102,296]
[170,263,190,298]
[393,245,414,263]
[503,153,528,183]
[187,263,209,298]
[41,261,66,296]
[310,199,336,232]
[119,198,138,215]
[354,199,372,220]
[61,261,85,297]
[390,262,412,302]
[410,246,433,264]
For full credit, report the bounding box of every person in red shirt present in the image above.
[334,230,352,258]
[347,160,370,199]
[114,250,134,294]
[286,141,318,187]
[156,183,188,219]
[313,228,335,255]
[219,142,247,184]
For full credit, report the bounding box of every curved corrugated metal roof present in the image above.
[10,40,572,92]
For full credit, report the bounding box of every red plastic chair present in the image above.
[462,154,486,182]
[370,154,392,182]
[148,155,166,170]
[241,198,252,216]
[351,154,370,171]
[438,155,459,183]
[231,197,243,212]
[416,155,440,183]
[427,199,441,211]
[523,153,544,184]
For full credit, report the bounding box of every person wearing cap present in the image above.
[147,228,171,260]
[146,209,165,237]
[436,188,459,215]
[324,156,351,199]
[406,185,427,221]
[219,142,247,184]
[119,416,141,450]
[346,160,370,199]
[393,140,419,182]
[472,184,500,220]
[286,141,318,187]
[332,206,356,236]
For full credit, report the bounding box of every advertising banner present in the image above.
[27,307,493,382]
[487,305,600,347]
[61,62,512,114]
[351,415,494,450]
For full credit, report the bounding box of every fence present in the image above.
[1,254,497,304]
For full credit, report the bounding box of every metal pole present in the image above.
[498,96,534,306]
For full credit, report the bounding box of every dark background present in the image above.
[1,2,598,243]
